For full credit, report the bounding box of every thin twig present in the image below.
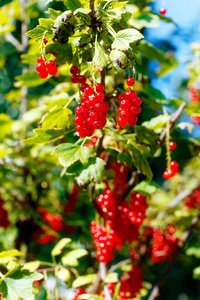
[109,259,131,273]
[148,211,200,300]
[100,263,113,300]
[4,33,23,52]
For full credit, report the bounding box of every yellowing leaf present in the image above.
[41,105,72,129]
[62,249,88,267]
[23,128,65,145]
[72,273,97,288]
[51,238,72,256]
[93,41,109,67]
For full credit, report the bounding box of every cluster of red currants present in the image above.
[91,172,148,263]
[72,288,86,300]
[163,141,179,180]
[37,207,63,232]
[184,186,200,209]
[117,78,142,127]
[0,196,10,229]
[70,66,109,137]
[118,265,143,300]
[36,56,57,78]
[191,115,200,126]
[189,85,200,103]
[101,283,116,298]
[33,227,57,245]
[151,225,179,263]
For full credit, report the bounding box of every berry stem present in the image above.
[165,119,171,170]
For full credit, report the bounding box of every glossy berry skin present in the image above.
[48,67,57,76]
[78,75,87,84]
[36,63,46,73]
[46,60,56,68]
[126,78,135,87]
[169,141,177,150]
[96,83,104,92]
[39,71,48,79]
[37,56,46,63]
[170,161,179,172]
[85,86,94,96]
[70,65,79,75]
[159,7,167,15]
[71,75,79,83]
[125,90,136,100]
[43,38,48,44]
[163,170,172,180]
[80,83,89,92]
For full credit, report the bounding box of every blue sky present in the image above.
[146,0,200,99]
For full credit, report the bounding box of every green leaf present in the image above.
[128,143,153,180]
[74,8,91,15]
[112,29,144,51]
[76,158,106,187]
[52,143,92,168]
[65,0,83,12]
[23,128,65,145]
[0,267,43,300]
[117,152,132,166]
[144,84,165,100]
[93,41,109,68]
[0,250,24,259]
[62,249,88,267]
[142,114,171,130]
[134,125,158,154]
[110,49,128,68]
[26,18,54,41]
[23,261,41,272]
[72,274,97,288]
[51,238,72,256]
[46,8,62,18]
[45,42,73,65]
[41,105,72,129]
[0,114,12,139]
[193,266,200,280]
[15,70,49,88]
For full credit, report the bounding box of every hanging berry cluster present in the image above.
[189,85,200,103]
[151,225,179,263]
[117,78,142,127]
[36,56,57,78]
[90,163,148,263]
[184,186,200,209]
[70,66,109,137]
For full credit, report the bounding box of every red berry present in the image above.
[118,94,127,102]
[36,63,46,73]
[43,38,48,44]
[132,97,142,106]
[80,83,89,93]
[71,75,79,83]
[163,170,173,180]
[96,83,104,92]
[130,106,141,115]
[125,90,137,100]
[93,120,103,129]
[78,75,87,84]
[39,70,48,79]
[159,7,167,15]
[70,65,79,75]
[126,78,135,87]
[37,56,46,63]
[128,115,138,125]
[119,110,130,119]
[120,99,131,110]
[85,86,94,96]
[117,117,128,127]
[170,161,179,173]
[169,141,177,150]
[48,66,57,76]
[96,92,105,101]
[46,60,56,68]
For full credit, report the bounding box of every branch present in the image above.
[4,33,23,52]
[109,259,131,273]
[90,0,95,19]
[100,263,113,300]
[159,102,187,145]
[148,211,200,300]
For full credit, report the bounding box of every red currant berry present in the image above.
[125,90,137,100]
[118,94,126,102]
[126,78,135,87]
[159,7,167,15]
[78,75,87,84]
[102,102,109,112]
[46,60,56,68]
[163,170,173,180]
[93,120,103,129]
[48,66,57,76]
[120,99,131,110]
[119,110,130,119]
[43,38,48,44]
[96,83,104,92]
[170,161,179,172]
[39,70,48,79]
[95,102,104,112]
[36,63,46,73]
[85,86,94,96]
[130,106,141,115]
[37,56,46,63]
[80,83,89,93]
[132,97,142,106]
[117,117,128,127]
[96,92,105,101]
[70,65,79,75]
[169,141,177,150]
[71,75,79,83]
[128,115,138,125]
[81,95,89,103]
